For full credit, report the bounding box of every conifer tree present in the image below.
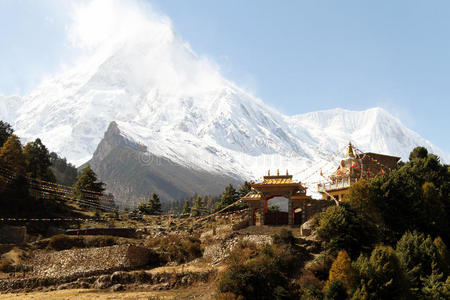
[191,196,207,216]
[0,121,14,148]
[72,165,105,207]
[434,237,450,276]
[328,250,357,293]
[182,199,191,215]
[139,193,162,215]
[216,184,238,211]
[238,181,251,197]
[23,138,54,181]
[0,134,26,175]
[147,193,162,215]
[395,231,443,294]
[354,245,409,299]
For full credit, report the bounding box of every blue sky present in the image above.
[0,0,449,153]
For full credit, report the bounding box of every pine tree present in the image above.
[0,134,26,175]
[191,196,207,216]
[345,179,382,225]
[354,245,409,299]
[72,165,105,207]
[216,184,239,211]
[0,121,14,148]
[139,193,162,215]
[23,138,55,181]
[182,199,191,215]
[396,231,443,295]
[147,193,162,215]
[328,250,357,294]
[434,237,450,276]
[238,181,251,197]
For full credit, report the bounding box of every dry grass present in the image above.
[0,284,217,299]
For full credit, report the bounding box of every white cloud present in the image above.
[65,0,226,96]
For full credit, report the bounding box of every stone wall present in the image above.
[32,244,151,278]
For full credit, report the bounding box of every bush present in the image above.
[325,279,348,300]
[46,234,84,251]
[145,234,202,264]
[218,237,307,299]
[215,292,244,300]
[45,234,120,251]
[273,229,296,246]
[308,250,335,281]
[0,258,13,272]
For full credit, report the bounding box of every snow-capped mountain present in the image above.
[1,4,448,201]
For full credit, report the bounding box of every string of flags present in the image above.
[0,217,105,222]
[0,168,118,213]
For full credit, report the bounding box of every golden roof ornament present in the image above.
[347,142,355,158]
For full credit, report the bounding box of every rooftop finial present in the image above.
[277,169,280,176]
[268,170,270,176]
[348,141,355,158]
[286,169,289,175]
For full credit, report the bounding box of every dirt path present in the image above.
[0,284,216,299]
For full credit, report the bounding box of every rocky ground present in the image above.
[0,214,320,299]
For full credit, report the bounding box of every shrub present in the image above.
[325,279,348,300]
[273,229,296,246]
[46,234,84,251]
[0,258,13,272]
[145,234,202,264]
[215,292,244,300]
[308,250,334,281]
[218,239,305,299]
[298,270,323,293]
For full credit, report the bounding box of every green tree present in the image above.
[345,179,382,225]
[0,121,14,148]
[191,196,207,216]
[238,181,251,197]
[434,236,450,276]
[138,193,162,215]
[216,184,239,211]
[409,146,428,161]
[72,165,105,207]
[182,199,191,215]
[369,147,450,241]
[353,245,409,299]
[23,138,55,181]
[0,134,26,175]
[395,231,445,296]
[317,204,378,258]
